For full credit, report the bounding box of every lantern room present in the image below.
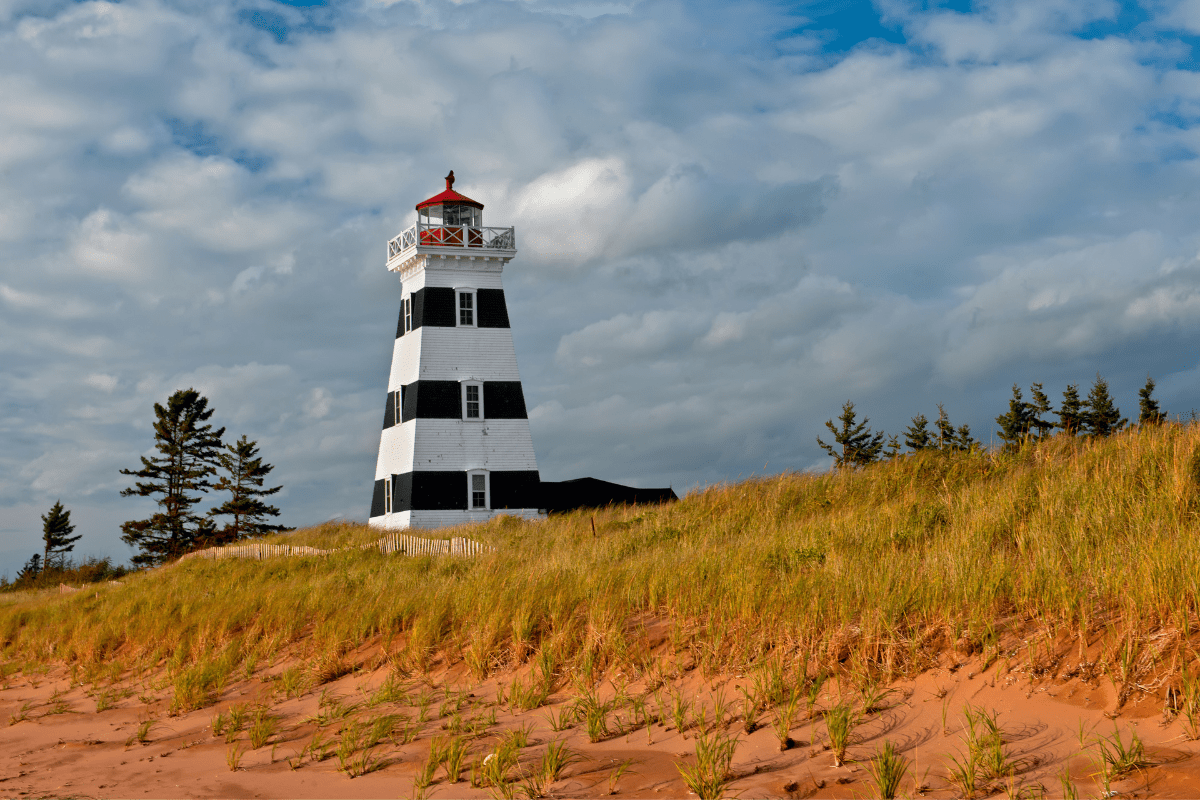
[416,170,484,243]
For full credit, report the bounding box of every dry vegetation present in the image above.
[2,423,1200,796]
[5,423,1200,694]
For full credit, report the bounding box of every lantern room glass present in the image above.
[419,204,481,227]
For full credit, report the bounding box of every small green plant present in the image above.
[226,741,244,771]
[444,735,469,783]
[336,719,365,773]
[95,688,118,712]
[509,675,550,711]
[8,701,34,725]
[1092,723,1149,784]
[126,717,155,746]
[278,665,308,699]
[368,672,408,706]
[307,729,333,763]
[364,713,399,748]
[824,702,858,767]
[211,710,227,738]
[675,728,738,800]
[946,748,982,799]
[538,739,579,784]
[248,708,279,749]
[866,740,909,800]
[670,691,692,735]
[1177,663,1200,739]
[607,758,636,795]
[770,687,802,751]
[860,682,896,715]
[508,721,534,749]
[543,705,574,732]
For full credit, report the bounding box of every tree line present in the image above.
[819,374,1169,468]
[7,387,289,587]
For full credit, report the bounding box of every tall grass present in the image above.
[3,425,1200,700]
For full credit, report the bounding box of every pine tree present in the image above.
[1057,384,1085,435]
[817,401,885,468]
[40,501,80,571]
[955,424,976,451]
[995,384,1035,450]
[208,435,290,543]
[1138,376,1166,426]
[1083,374,1126,436]
[934,405,959,451]
[16,554,41,582]
[903,414,933,452]
[1029,383,1054,439]
[120,388,225,566]
[883,434,902,460]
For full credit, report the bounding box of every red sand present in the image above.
[3,647,1200,799]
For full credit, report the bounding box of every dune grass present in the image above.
[2,423,1200,700]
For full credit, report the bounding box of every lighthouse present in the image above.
[369,172,542,529]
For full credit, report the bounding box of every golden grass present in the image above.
[3,423,1200,696]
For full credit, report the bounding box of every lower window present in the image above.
[384,476,393,515]
[469,472,488,509]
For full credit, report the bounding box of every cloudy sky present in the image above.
[3,0,1200,574]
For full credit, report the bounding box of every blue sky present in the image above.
[3,0,1200,575]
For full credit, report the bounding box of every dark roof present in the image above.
[538,477,678,513]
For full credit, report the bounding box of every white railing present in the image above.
[388,223,516,261]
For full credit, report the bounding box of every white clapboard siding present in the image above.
[376,420,538,477]
[390,328,523,389]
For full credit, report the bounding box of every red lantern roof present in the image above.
[416,170,484,211]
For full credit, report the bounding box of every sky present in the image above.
[3,0,1200,575]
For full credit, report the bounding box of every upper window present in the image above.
[458,290,475,327]
[469,471,489,510]
[462,381,484,421]
[403,297,412,332]
[394,388,402,424]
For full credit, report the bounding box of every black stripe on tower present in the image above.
[399,380,528,420]
[382,390,395,429]
[402,381,460,420]
[477,289,510,328]
[412,287,456,330]
[373,470,541,512]
[483,381,527,418]
[370,478,386,517]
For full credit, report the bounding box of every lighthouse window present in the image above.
[465,385,480,418]
[384,476,393,515]
[462,381,484,420]
[470,472,489,509]
[403,297,412,332]
[458,291,476,327]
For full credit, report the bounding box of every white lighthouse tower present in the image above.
[369,172,542,529]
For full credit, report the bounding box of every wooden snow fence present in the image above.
[176,533,489,564]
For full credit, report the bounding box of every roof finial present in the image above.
[445,170,455,190]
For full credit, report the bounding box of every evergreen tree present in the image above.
[882,434,902,460]
[1083,374,1126,436]
[16,554,41,581]
[1029,383,1054,439]
[208,435,290,543]
[1057,383,1085,435]
[955,424,976,451]
[817,401,885,468]
[995,384,1035,450]
[903,414,934,452]
[120,388,225,566]
[40,501,80,571]
[1138,376,1166,426]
